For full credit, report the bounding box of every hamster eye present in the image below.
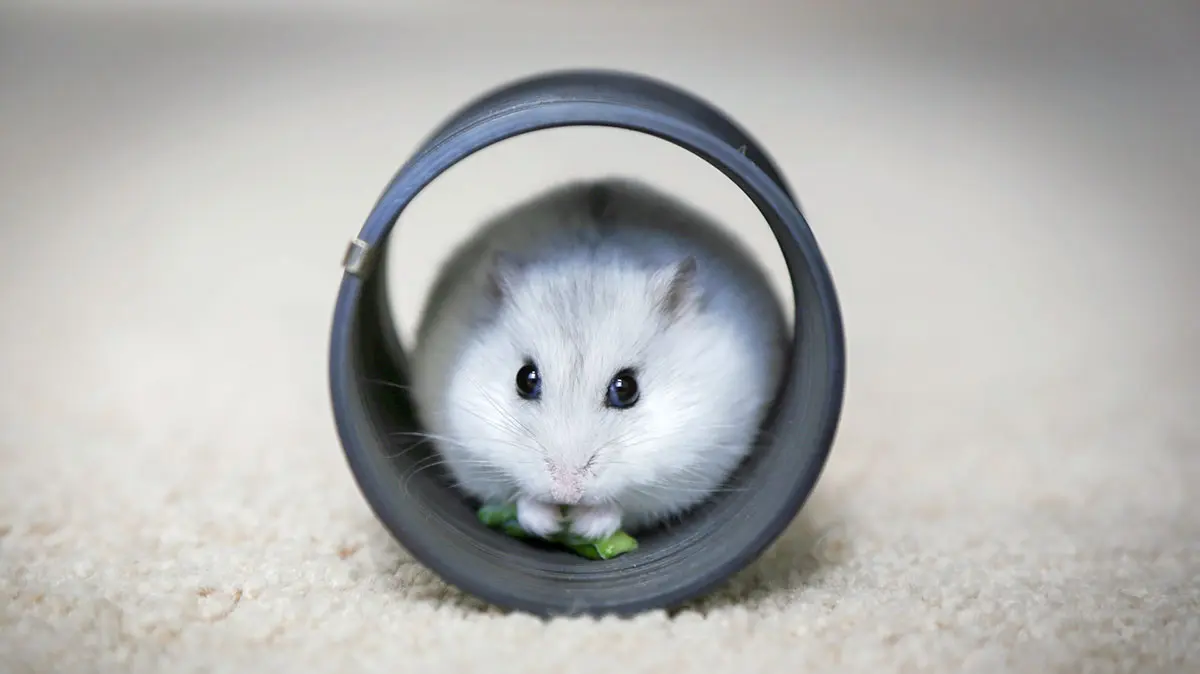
[515,361,542,400]
[605,369,640,409]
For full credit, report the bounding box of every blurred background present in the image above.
[1,0,1198,670]
[3,0,1196,499]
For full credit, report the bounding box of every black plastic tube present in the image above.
[328,69,846,617]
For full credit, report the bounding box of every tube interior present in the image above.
[335,200,841,614]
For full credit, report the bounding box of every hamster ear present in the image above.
[652,256,700,320]
[485,250,525,302]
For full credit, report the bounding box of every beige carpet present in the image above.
[2,3,1199,672]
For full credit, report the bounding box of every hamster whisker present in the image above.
[381,440,437,460]
[383,440,480,462]
[399,454,452,495]
[454,379,519,431]
[466,407,526,443]
[399,454,509,493]
[476,379,536,432]
[671,462,745,481]
[387,430,531,454]
[361,378,415,392]
[616,434,750,452]
[444,462,510,471]
[387,430,471,448]
[664,476,753,494]
[631,481,751,496]
[475,384,544,448]
[452,406,532,445]
[654,486,750,495]
[383,434,487,460]
[456,383,550,457]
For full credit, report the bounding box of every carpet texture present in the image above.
[2,3,1199,673]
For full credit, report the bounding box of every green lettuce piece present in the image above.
[476,503,638,560]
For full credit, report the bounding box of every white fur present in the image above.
[409,178,788,537]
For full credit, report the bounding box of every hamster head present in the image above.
[437,248,772,525]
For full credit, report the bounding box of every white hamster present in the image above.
[408,177,788,541]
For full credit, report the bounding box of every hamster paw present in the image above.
[567,503,623,540]
[516,497,564,538]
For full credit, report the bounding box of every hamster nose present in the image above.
[546,462,584,505]
[549,480,583,505]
